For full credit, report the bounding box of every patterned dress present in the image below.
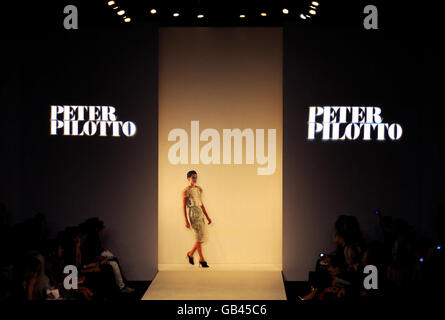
[183,186,206,242]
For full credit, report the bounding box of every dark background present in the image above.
[283,23,444,280]
[1,1,443,281]
[2,23,159,280]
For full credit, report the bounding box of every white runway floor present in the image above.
[142,264,287,300]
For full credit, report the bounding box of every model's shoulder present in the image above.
[197,185,203,193]
[182,186,191,196]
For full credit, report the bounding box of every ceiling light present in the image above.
[312,1,319,6]
[282,8,289,14]
[300,14,307,19]
[173,12,179,17]
[240,14,246,18]
[124,17,131,22]
[150,9,157,14]
[309,9,317,15]
[197,14,204,18]
[260,12,267,17]
[107,1,115,6]
[117,10,125,16]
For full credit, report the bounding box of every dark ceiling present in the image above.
[3,0,435,31]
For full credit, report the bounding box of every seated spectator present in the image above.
[80,218,134,294]
[0,204,137,301]
[21,252,50,300]
[300,214,365,301]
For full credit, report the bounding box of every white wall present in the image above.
[158,27,283,266]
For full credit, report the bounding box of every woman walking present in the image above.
[182,170,212,268]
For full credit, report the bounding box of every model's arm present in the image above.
[183,193,189,226]
[201,203,212,224]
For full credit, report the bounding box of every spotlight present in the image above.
[310,6,317,9]
[312,1,319,6]
[239,14,246,18]
[117,10,125,16]
[150,9,157,14]
[197,14,204,19]
[299,14,307,19]
[124,17,131,22]
[107,1,115,6]
[173,12,179,17]
[437,245,442,250]
[282,8,289,14]
[319,253,324,257]
[419,258,424,262]
[309,9,317,15]
[260,12,267,17]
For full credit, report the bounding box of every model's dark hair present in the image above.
[187,170,197,179]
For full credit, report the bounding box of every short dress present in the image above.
[183,186,206,242]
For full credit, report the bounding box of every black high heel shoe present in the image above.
[186,252,194,265]
[199,260,209,268]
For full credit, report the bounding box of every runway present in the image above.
[142,264,287,300]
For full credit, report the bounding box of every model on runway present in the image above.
[182,170,212,268]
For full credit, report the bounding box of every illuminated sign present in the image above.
[50,105,137,137]
[307,106,402,141]
[168,120,276,175]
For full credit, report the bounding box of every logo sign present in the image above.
[363,265,378,289]
[167,120,276,175]
[63,265,78,290]
[50,105,137,137]
[308,106,402,141]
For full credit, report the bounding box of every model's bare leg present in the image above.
[189,242,198,256]
[197,241,205,261]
